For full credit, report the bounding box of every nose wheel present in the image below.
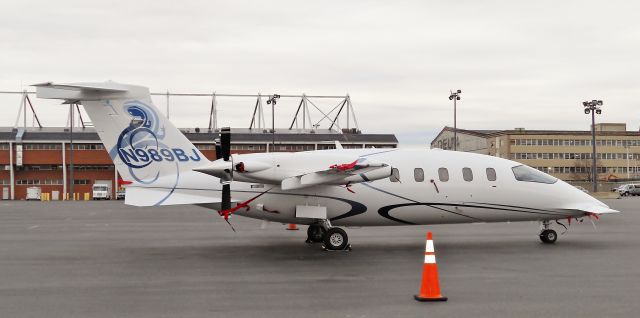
[539,220,557,244]
[539,229,558,244]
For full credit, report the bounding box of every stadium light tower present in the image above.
[448,89,462,151]
[583,99,603,192]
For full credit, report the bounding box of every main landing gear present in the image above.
[306,220,351,251]
[539,220,558,244]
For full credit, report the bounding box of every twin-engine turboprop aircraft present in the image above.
[34,81,619,250]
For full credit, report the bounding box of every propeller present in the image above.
[218,127,234,231]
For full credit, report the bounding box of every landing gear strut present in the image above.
[539,220,558,244]
[307,220,351,251]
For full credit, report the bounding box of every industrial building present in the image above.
[431,123,640,182]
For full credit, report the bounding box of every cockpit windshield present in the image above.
[511,165,557,184]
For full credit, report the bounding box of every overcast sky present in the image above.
[1,0,639,145]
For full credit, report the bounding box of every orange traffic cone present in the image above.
[286,223,299,230]
[414,232,447,302]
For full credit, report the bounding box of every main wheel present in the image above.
[539,229,558,244]
[323,227,349,250]
[306,224,326,243]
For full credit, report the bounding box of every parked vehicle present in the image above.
[92,183,112,200]
[116,189,125,200]
[26,187,41,200]
[618,184,640,196]
[629,184,640,196]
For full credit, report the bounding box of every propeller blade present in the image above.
[221,127,231,161]
[214,138,222,160]
[222,183,231,211]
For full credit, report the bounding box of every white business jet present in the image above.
[34,81,619,250]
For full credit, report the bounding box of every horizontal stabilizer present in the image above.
[33,81,135,102]
[33,82,129,92]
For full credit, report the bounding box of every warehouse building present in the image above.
[0,127,397,200]
[431,123,640,182]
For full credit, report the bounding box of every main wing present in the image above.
[281,158,391,190]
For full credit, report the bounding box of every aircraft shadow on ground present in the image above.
[118,234,619,266]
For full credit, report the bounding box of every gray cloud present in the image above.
[1,0,639,145]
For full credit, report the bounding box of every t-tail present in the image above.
[34,81,210,205]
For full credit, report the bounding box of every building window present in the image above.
[414,168,424,182]
[23,143,62,150]
[73,165,114,171]
[486,168,497,181]
[70,144,105,150]
[73,179,90,185]
[438,168,449,182]
[195,144,216,150]
[462,167,473,182]
[390,168,400,182]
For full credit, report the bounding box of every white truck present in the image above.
[92,182,112,200]
[26,187,41,200]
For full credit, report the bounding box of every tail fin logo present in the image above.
[112,101,201,182]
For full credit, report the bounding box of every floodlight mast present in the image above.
[448,89,462,151]
[267,94,280,151]
[583,99,603,192]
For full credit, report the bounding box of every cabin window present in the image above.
[438,168,449,182]
[486,168,497,181]
[414,168,424,182]
[390,168,400,182]
[462,167,473,181]
[512,165,557,184]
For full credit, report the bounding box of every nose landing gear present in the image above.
[539,220,558,244]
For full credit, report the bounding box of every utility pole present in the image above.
[582,99,603,192]
[448,90,462,151]
[69,104,75,200]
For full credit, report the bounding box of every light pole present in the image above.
[266,94,280,152]
[625,144,631,179]
[583,99,603,192]
[448,90,462,151]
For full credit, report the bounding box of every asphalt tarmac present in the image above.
[1,198,638,318]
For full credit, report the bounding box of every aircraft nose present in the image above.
[559,182,619,214]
